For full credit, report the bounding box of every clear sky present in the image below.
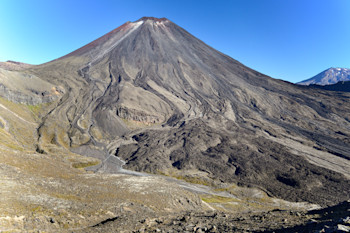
[1,0,349,83]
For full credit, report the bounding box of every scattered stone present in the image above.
[155,219,163,224]
[210,225,217,232]
[337,224,350,232]
[180,215,190,222]
[308,219,318,224]
[342,216,350,224]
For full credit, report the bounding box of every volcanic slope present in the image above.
[29,17,350,206]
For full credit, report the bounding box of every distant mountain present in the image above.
[298,67,350,85]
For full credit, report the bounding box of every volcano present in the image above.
[298,67,350,86]
[26,17,350,206]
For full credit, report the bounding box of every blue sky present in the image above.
[0,0,349,83]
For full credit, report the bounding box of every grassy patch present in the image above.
[0,128,24,151]
[51,193,81,201]
[3,142,24,151]
[31,205,44,214]
[56,128,70,148]
[72,161,100,169]
[26,104,42,116]
[175,176,211,186]
[201,195,239,204]
[156,170,212,186]
[0,97,33,120]
[90,126,103,141]
[213,184,238,192]
[0,97,40,147]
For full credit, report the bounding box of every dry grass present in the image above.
[201,195,239,204]
[72,161,100,169]
[0,97,41,150]
[174,175,210,186]
[90,126,104,141]
[157,169,213,186]
[0,97,34,120]
[26,103,47,119]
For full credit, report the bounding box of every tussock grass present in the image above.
[90,126,103,141]
[174,175,210,186]
[72,161,100,169]
[156,170,212,186]
[0,97,34,121]
[201,195,239,204]
[26,104,45,118]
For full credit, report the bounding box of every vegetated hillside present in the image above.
[298,67,350,86]
[5,17,350,206]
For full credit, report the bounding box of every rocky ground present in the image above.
[83,200,350,232]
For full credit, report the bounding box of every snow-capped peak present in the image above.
[297,67,350,86]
